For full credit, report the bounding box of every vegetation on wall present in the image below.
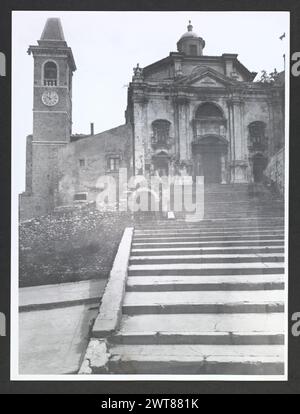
[19,206,133,287]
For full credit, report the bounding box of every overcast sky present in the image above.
[12,11,289,192]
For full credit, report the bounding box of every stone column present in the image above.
[226,99,234,182]
[133,96,148,175]
[174,96,190,163]
[228,97,248,183]
[221,153,227,184]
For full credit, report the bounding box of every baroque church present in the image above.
[20,18,285,220]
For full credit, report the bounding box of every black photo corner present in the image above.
[1,0,300,396]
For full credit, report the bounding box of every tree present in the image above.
[257,68,280,84]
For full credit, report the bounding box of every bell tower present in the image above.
[24,18,76,216]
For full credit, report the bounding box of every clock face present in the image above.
[42,90,59,106]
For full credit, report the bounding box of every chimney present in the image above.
[90,123,94,136]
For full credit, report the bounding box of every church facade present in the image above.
[20,18,285,220]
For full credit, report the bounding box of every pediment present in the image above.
[175,67,235,88]
[190,75,225,87]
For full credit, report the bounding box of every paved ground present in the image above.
[19,279,106,375]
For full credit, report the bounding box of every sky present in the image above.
[12,11,289,192]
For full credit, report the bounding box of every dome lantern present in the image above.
[177,21,205,56]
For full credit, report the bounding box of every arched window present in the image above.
[194,103,225,138]
[152,120,171,145]
[44,61,58,86]
[248,121,266,150]
[195,103,223,119]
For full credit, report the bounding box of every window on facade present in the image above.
[194,103,225,138]
[152,120,171,145]
[248,121,266,147]
[189,45,197,56]
[79,159,85,167]
[74,193,87,201]
[195,103,223,119]
[44,61,58,86]
[108,157,120,172]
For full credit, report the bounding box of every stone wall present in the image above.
[58,124,133,206]
[264,148,285,196]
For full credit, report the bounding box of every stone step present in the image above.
[119,312,284,336]
[194,208,284,213]
[188,217,282,223]
[122,290,284,315]
[128,263,284,277]
[203,194,282,200]
[134,228,284,236]
[107,344,284,375]
[134,225,284,234]
[202,208,284,213]
[200,211,284,216]
[129,253,284,265]
[201,199,283,204]
[131,246,284,256]
[126,274,285,292]
[136,218,284,229]
[134,232,284,240]
[132,240,284,249]
[201,204,283,210]
[112,331,284,346]
[133,234,284,243]
[196,211,284,216]
[200,205,283,211]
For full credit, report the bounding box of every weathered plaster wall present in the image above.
[58,124,133,205]
[265,148,285,196]
[132,80,284,184]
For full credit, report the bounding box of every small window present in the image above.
[74,193,87,201]
[189,45,197,56]
[152,120,171,144]
[79,159,85,167]
[248,121,266,148]
[108,157,120,172]
[44,61,58,86]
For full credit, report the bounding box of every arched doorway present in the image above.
[192,136,228,184]
[252,153,267,183]
[192,103,228,184]
[152,152,169,177]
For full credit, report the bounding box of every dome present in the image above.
[177,21,205,56]
[179,21,199,40]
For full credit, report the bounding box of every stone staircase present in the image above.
[185,183,284,221]
[81,184,286,375]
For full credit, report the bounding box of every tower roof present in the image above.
[28,18,76,72]
[40,18,65,42]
